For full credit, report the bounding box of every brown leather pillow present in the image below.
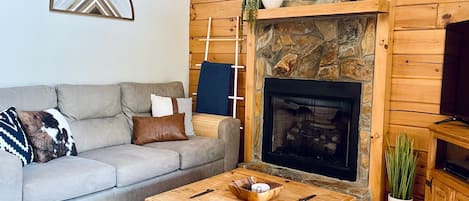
[133,113,188,145]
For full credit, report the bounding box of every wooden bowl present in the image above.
[228,177,283,201]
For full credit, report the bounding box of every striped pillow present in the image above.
[151,95,195,136]
[0,107,33,166]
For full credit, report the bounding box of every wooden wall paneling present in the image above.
[190,2,247,169]
[414,175,428,200]
[389,111,447,128]
[190,69,246,90]
[191,18,247,37]
[191,53,247,69]
[389,1,464,199]
[437,2,469,27]
[416,152,429,177]
[389,1,469,197]
[393,29,446,54]
[190,72,247,98]
[390,101,440,114]
[392,54,443,79]
[190,89,247,105]
[394,4,438,30]
[388,125,431,151]
[390,78,442,104]
[190,37,247,54]
[191,0,242,20]
[237,106,245,123]
[189,69,200,86]
[190,99,246,122]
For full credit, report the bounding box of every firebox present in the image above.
[262,78,361,181]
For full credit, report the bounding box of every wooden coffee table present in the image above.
[146,168,356,201]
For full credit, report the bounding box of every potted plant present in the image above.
[262,0,284,8]
[385,134,418,201]
[241,0,283,33]
[241,0,260,33]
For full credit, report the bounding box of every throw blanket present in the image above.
[196,61,233,116]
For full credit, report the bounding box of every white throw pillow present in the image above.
[151,94,195,136]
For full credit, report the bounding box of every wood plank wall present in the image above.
[189,0,469,200]
[189,0,246,160]
[388,0,469,200]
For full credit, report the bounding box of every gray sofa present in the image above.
[0,82,240,201]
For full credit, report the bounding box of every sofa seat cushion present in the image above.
[23,156,116,201]
[79,144,180,187]
[144,136,225,170]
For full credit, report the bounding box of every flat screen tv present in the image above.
[440,20,469,124]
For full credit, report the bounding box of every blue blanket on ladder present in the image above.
[196,61,233,116]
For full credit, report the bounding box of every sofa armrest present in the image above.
[192,113,240,171]
[0,150,23,201]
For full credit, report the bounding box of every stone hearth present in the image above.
[242,14,376,200]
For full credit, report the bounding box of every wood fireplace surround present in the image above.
[242,0,392,200]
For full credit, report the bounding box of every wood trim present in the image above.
[256,0,389,20]
[426,131,437,184]
[395,0,469,6]
[429,122,469,148]
[369,7,394,200]
[244,28,256,162]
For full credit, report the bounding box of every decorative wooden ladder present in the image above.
[194,16,245,119]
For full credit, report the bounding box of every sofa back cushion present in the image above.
[0,86,57,111]
[57,84,122,120]
[120,82,185,116]
[70,114,130,152]
[57,84,131,153]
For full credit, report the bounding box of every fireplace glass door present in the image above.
[262,78,361,181]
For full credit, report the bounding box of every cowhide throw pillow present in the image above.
[18,109,77,163]
[0,107,34,166]
[151,95,195,136]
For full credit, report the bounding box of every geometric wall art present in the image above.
[50,0,134,20]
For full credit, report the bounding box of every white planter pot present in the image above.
[261,0,283,8]
[388,194,413,201]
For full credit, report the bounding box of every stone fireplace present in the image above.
[241,14,377,200]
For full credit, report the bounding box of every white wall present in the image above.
[0,1,190,93]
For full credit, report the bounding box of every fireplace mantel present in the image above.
[257,0,389,20]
